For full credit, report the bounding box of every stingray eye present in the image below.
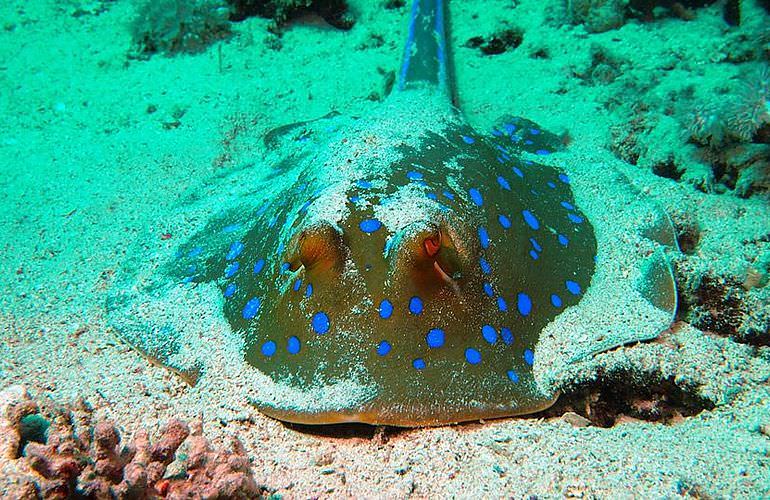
[432,230,462,282]
[390,222,463,288]
[420,228,460,280]
[293,223,345,274]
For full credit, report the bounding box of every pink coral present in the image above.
[0,386,261,499]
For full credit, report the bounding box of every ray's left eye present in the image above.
[291,223,346,275]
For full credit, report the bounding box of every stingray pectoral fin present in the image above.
[636,204,678,317]
[246,369,381,426]
[637,247,678,318]
[532,163,679,396]
[107,278,239,388]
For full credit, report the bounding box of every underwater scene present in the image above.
[0,0,768,497]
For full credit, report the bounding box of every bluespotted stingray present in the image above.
[108,0,678,426]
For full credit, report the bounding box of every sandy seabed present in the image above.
[0,0,768,497]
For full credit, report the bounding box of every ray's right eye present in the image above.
[389,222,464,287]
[430,231,463,282]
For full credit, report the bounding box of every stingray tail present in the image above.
[397,0,454,103]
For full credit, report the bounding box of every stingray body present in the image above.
[108,0,677,426]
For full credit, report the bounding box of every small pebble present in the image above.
[562,411,592,427]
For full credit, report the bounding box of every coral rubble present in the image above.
[0,386,260,499]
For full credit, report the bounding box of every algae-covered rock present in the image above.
[130,0,232,56]
[565,0,627,33]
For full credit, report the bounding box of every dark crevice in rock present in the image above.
[465,28,523,56]
[542,369,714,428]
[18,414,50,456]
[651,157,683,181]
[229,0,354,30]
[677,271,770,346]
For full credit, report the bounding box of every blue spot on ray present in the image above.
[479,257,491,274]
[312,311,330,334]
[566,280,582,295]
[305,283,314,298]
[524,348,535,366]
[224,262,239,278]
[568,213,584,224]
[483,282,494,297]
[551,294,563,307]
[377,340,392,356]
[407,170,423,180]
[469,188,483,206]
[482,325,497,345]
[224,283,237,297]
[497,296,508,312]
[360,219,382,233]
[497,176,511,190]
[261,340,276,357]
[517,293,532,316]
[561,201,575,210]
[409,296,423,315]
[379,299,393,319]
[225,243,241,262]
[461,135,475,144]
[501,327,514,344]
[413,358,426,370]
[558,234,569,246]
[498,214,511,229]
[357,179,373,189]
[478,227,490,249]
[507,370,520,383]
[287,336,301,354]
[426,328,445,348]
[465,348,482,365]
[522,210,540,230]
[243,297,261,320]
